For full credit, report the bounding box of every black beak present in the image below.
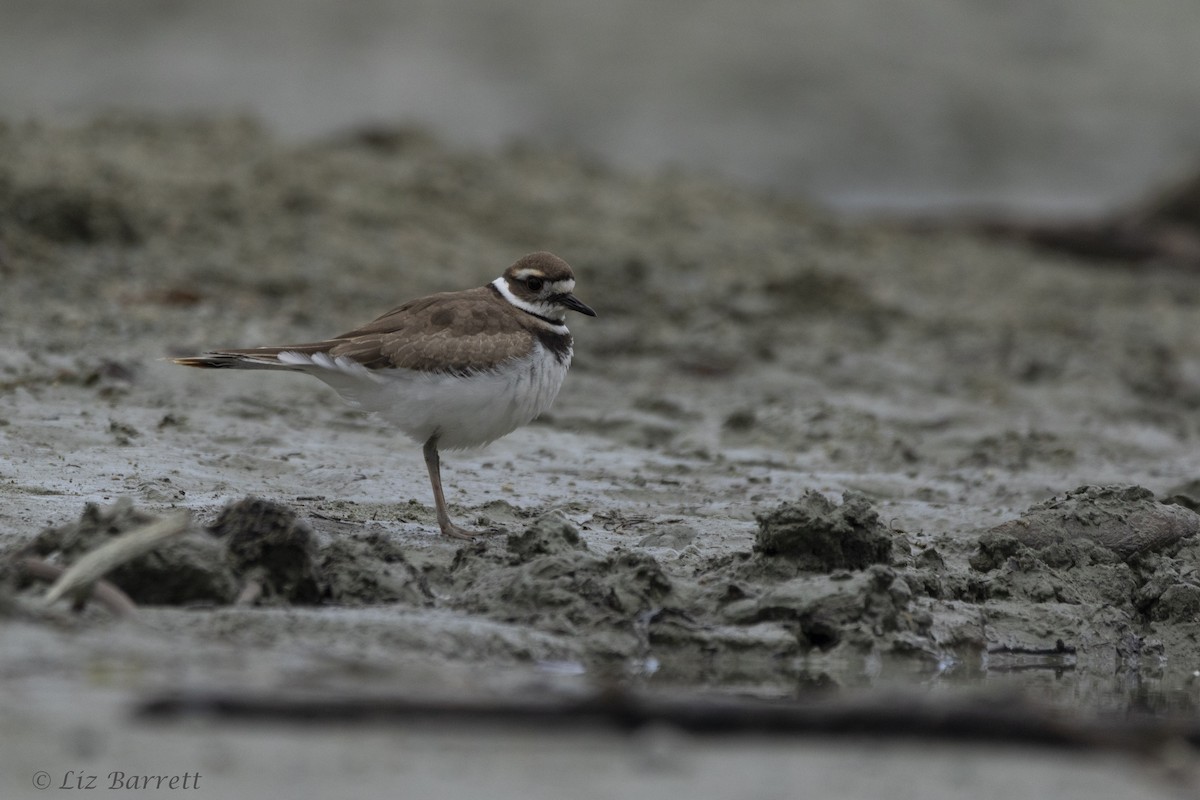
[558,293,597,317]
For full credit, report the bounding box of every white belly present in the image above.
[281,343,571,449]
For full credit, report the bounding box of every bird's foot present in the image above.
[439,521,504,541]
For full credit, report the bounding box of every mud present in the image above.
[24,499,238,606]
[753,490,894,569]
[9,484,1200,707]
[966,488,1200,642]
[214,497,323,604]
[5,116,1200,720]
[984,484,1200,557]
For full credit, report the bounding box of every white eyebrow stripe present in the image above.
[491,277,569,326]
[511,271,575,295]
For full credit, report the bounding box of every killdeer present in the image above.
[174,252,595,540]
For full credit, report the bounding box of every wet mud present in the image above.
[4,116,1200,714]
[9,483,1200,708]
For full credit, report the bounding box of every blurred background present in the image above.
[4,0,1200,217]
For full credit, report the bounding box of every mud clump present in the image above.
[505,512,589,560]
[17,497,442,610]
[960,486,1200,661]
[968,531,1025,573]
[210,497,323,604]
[1129,548,1200,623]
[450,513,672,638]
[983,484,1200,561]
[1149,583,1200,622]
[722,565,933,653]
[754,490,893,571]
[26,498,238,605]
[319,533,432,606]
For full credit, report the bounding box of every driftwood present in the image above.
[135,687,1200,756]
[41,510,190,608]
[17,558,137,617]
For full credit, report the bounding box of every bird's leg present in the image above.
[422,435,481,540]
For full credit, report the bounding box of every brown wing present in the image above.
[326,287,535,373]
[181,287,536,374]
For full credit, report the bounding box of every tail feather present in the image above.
[172,347,321,370]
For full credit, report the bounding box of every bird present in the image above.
[173,251,595,540]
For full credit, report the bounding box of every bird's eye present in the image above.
[526,277,544,292]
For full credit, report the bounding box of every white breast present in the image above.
[280,342,572,450]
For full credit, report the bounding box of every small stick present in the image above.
[42,510,191,607]
[18,558,138,617]
[133,688,1197,755]
[988,639,1077,656]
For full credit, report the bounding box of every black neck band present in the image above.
[490,283,566,327]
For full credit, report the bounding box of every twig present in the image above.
[42,510,191,607]
[988,640,1077,656]
[309,512,362,525]
[986,663,1075,675]
[18,558,137,617]
[133,688,1199,755]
